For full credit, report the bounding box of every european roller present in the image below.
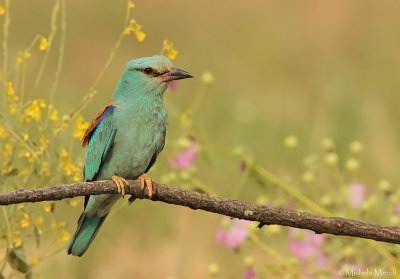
[67,55,193,256]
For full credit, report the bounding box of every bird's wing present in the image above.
[144,128,166,173]
[83,101,117,181]
[82,100,114,147]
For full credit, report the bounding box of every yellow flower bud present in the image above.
[284,135,298,149]
[208,263,220,276]
[324,153,338,166]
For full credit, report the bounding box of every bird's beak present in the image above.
[161,67,193,82]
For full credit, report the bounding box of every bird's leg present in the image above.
[111,175,128,197]
[138,173,156,198]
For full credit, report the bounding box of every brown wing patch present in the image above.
[82,99,114,147]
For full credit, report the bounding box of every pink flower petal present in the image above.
[289,228,324,259]
[168,80,178,92]
[216,219,250,249]
[170,146,198,169]
[349,183,365,208]
[244,268,257,279]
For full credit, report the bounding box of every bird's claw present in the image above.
[128,196,136,205]
[112,175,128,197]
[138,173,156,198]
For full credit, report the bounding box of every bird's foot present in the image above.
[127,196,136,205]
[138,173,156,198]
[112,175,128,197]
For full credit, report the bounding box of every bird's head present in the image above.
[113,55,193,101]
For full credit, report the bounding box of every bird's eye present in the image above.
[143,67,153,75]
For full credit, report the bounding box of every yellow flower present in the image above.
[201,72,214,84]
[20,213,30,228]
[0,6,5,15]
[135,30,146,42]
[127,1,135,9]
[35,215,44,226]
[6,82,15,97]
[13,231,22,247]
[16,52,24,65]
[62,114,70,122]
[37,136,49,155]
[18,150,35,163]
[124,19,146,42]
[73,172,81,182]
[0,125,6,138]
[23,99,47,122]
[324,152,338,166]
[74,115,89,139]
[284,135,298,149]
[208,263,220,276]
[56,229,71,243]
[24,50,31,59]
[243,256,255,267]
[3,142,13,157]
[31,256,39,266]
[21,133,29,141]
[60,148,69,159]
[378,179,391,193]
[43,203,54,213]
[163,39,178,60]
[69,199,78,207]
[8,102,17,115]
[350,140,363,154]
[302,171,315,183]
[5,82,19,115]
[346,158,360,171]
[39,36,48,51]
[48,104,59,121]
[16,51,31,65]
[60,148,81,180]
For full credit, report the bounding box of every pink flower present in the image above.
[348,183,365,208]
[168,80,178,92]
[169,146,198,169]
[244,268,256,279]
[216,218,250,249]
[289,228,324,259]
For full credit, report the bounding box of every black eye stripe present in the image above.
[140,67,162,77]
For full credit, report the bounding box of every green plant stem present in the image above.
[34,0,60,88]
[249,232,306,279]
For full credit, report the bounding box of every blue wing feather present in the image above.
[84,106,116,181]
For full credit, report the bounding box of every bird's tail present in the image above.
[67,212,108,257]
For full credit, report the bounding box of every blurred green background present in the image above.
[2,0,400,278]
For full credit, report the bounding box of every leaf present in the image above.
[7,246,29,274]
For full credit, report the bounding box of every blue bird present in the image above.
[67,55,193,256]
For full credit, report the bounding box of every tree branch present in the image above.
[1,180,399,245]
